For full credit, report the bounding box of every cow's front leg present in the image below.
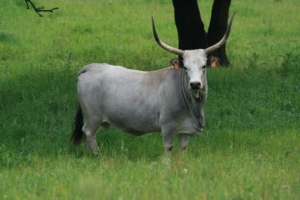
[162,127,175,156]
[178,134,189,153]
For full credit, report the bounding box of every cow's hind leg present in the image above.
[82,118,101,155]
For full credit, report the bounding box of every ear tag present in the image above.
[170,58,181,70]
[173,62,180,69]
[210,57,219,67]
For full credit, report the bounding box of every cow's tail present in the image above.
[71,103,84,145]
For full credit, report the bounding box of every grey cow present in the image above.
[71,13,235,155]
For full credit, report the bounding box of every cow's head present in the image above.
[152,12,235,98]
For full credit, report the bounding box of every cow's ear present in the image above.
[170,58,182,69]
[207,56,219,68]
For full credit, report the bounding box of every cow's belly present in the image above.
[103,113,161,136]
[118,126,161,136]
[112,124,161,136]
[176,117,202,136]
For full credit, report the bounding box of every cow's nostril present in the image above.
[190,82,201,90]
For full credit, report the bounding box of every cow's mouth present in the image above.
[192,90,200,98]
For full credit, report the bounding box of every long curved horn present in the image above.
[204,11,236,55]
[152,17,184,56]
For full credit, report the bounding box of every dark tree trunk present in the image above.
[172,0,207,52]
[172,0,232,66]
[207,0,232,66]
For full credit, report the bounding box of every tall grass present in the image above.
[0,0,299,199]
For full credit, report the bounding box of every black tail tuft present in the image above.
[71,103,84,145]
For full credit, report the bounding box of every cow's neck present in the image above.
[179,69,206,131]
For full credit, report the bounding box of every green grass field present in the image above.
[1,0,299,199]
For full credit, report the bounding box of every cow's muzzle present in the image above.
[189,82,202,90]
[189,82,203,99]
